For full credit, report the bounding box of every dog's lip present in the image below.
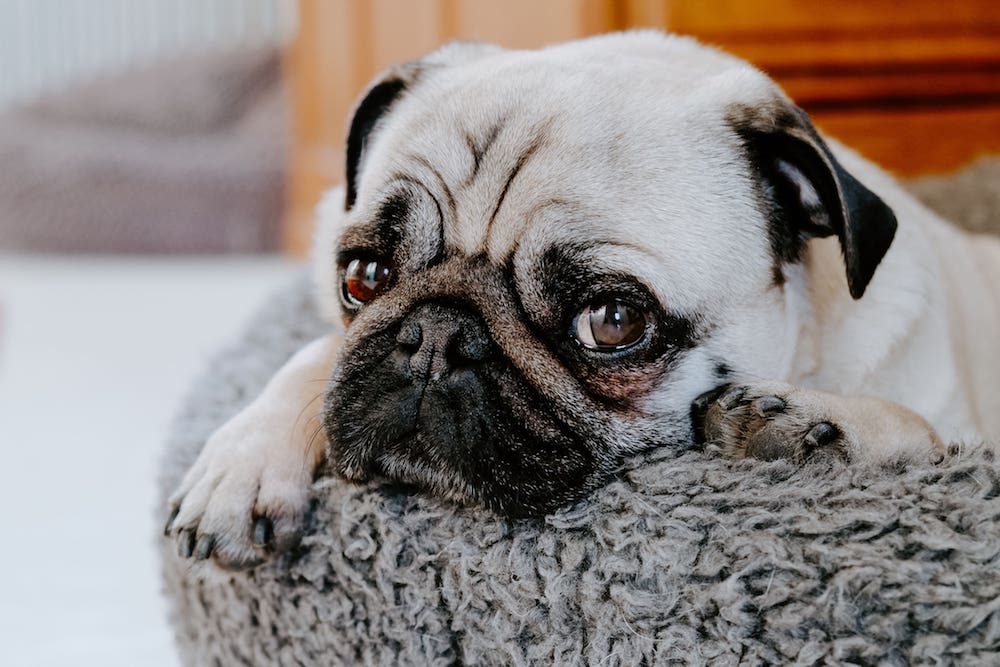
[333,433,412,481]
[333,430,446,482]
[347,447,477,505]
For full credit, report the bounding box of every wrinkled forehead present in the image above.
[347,57,775,312]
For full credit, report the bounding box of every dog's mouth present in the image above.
[339,440,482,508]
[329,376,493,484]
[326,391,606,517]
[323,298,614,516]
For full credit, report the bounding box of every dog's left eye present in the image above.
[342,257,392,307]
[573,298,647,351]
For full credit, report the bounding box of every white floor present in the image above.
[0,256,302,667]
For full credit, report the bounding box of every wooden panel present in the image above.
[652,0,1000,34]
[718,34,1000,71]
[448,0,612,47]
[781,71,1000,109]
[369,0,450,68]
[814,106,1000,176]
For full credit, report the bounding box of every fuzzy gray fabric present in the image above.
[160,169,1000,665]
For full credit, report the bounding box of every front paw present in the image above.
[694,382,846,462]
[164,419,313,570]
[692,381,944,464]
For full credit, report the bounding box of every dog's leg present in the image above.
[692,381,944,464]
[164,334,340,570]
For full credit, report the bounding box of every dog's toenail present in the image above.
[691,384,731,444]
[692,384,730,413]
[804,422,838,450]
[253,517,273,546]
[718,386,747,410]
[163,506,179,536]
[178,530,196,559]
[195,535,215,560]
[753,396,786,416]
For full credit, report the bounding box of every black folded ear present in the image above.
[733,103,897,299]
[344,69,413,211]
[344,42,503,212]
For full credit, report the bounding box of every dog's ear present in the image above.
[344,69,413,211]
[734,103,897,299]
[344,42,503,211]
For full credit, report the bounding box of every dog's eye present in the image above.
[342,257,392,307]
[573,298,646,351]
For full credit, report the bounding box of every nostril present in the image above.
[454,334,492,364]
[396,320,423,353]
[396,303,494,377]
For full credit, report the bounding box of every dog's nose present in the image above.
[396,302,494,381]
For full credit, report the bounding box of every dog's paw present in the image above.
[691,381,943,464]
[692,382,846,462]
[163,415,313,570]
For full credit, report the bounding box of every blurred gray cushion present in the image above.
[0,47,285,254]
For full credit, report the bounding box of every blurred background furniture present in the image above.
[0,0,293,109]
[0,0,294,254]
[285,0,1000,253]
[0,46,287,253]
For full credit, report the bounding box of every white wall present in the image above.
[0,0,297,109]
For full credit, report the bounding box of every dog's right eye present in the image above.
[572,298,647,351]
[342,257,392,308]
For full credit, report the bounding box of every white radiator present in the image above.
[0,0,296,109]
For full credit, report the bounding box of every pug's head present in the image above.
[317,32,897,516]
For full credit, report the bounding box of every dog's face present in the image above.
[318,33,897,516]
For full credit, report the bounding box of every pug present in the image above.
[165,31,998,570]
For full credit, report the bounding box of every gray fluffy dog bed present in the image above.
[160,161,1000,665]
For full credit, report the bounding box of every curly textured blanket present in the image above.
[159,276,1000,666]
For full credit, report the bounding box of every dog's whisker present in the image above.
[290,391,326,442]
[303,421,328,476]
